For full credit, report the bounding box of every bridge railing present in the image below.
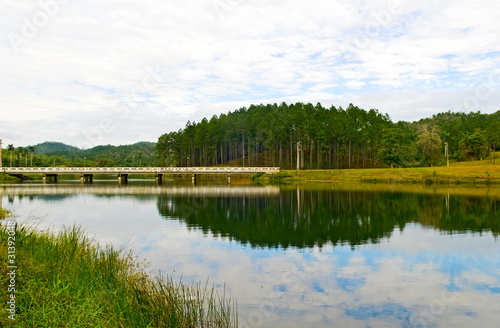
[2,167,280,174]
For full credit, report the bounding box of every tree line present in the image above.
[156,103,500,169]
[3,104,498,169]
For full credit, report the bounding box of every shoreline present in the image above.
[262,165,500,184]
[2,165,500,185]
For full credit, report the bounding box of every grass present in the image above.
[0,207,10,220]
[261,157,500,184]
[0,173,20,182]
[0,223,238,327]
[270,165,500,184]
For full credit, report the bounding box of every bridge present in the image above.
[2,166,280,183]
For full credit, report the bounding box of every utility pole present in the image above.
[296,142,301,170]
[0,139,2,169]
[445,142,449,167]
[242,135,245,167]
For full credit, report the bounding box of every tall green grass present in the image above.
[0,224,237,327]
[0,208,9,220]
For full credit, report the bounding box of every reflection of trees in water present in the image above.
[157,190,500,249]
[93,194,157,202]
[7,194,74,203]
[6,193,157,203]
[435,196,500,234]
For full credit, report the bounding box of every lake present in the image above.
[2,179,500,327]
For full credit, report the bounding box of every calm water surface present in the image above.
[2,180,500,327]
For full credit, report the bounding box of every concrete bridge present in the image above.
[2,166,280,183]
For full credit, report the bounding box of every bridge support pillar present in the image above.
[118,173,128,183]
[81,174,93,182]
[43,174,58,183]
[155,173,163,183]
[227,174,231,184]
[192,174,196,185]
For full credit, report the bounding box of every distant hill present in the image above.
[33,142,81,156]
[28,141,157,167]
[82,142,156,166]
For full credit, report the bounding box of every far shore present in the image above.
[262,165,500,184]
[2,162,500,185]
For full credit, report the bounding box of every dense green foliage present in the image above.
[156,103,500,169]
[0,225,237,327]
[2,141,156,167]
[2,104,498,169]
[0,173,19,182]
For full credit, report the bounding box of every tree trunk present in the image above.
[255,136,258,166]
[273,139,278,167]
[336,143,339,169]
[362,146,366,168]
[494,144,496,165]
[309,138,313,169]
[220,144,223,166]
[348,140,351,169]
[317,142,320,169]
[300,136,304,169]
[297,143,300,170]
[328,144,332,169]
[279,142,283,168]
[248,139,251,166]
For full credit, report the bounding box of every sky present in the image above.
[1,0,500,148]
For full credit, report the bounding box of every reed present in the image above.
[0,224,237,327]
[0,208,9,219]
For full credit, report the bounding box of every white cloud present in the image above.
[1,0,500,146]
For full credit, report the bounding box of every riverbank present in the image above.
[263,165,500,184]
[0,173,20,182]
[0,207,9,219]
[0,224,237,327]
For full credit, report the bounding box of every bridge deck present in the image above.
[2,167,280,175]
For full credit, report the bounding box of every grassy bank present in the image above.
[0,224,237,327]
[0,207,9,219]
[263,165,500,184]
[0,173,20,182]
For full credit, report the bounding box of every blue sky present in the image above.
[1,0,500,147]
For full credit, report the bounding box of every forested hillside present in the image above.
[33,142,81,156]
[156,103,500,169]
[2,142,156,167]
